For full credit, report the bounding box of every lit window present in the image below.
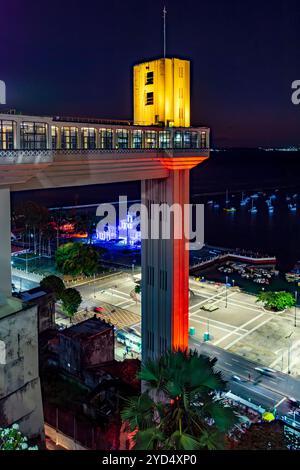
[51,126,58,149]
[82,128,96,149]
[159,131,171,149]
[99,128,113,149]
[200,131,207,148]
[174,131,182,148]
[61,127,78,149]
[116,129,129,149]
[20,122,47,150]
[0,120,15,150]
[144,130,157,148]
[132,129,142,148]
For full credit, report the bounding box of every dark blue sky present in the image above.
[1,0,300,147]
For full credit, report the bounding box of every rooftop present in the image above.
[59,316,113,341]
[0,296,27,320]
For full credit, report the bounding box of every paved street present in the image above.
[191,339,300,428]
[53,271,300,376]
[14,266,300,425]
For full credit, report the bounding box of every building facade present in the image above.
[133,58,190,127]
[0,298,44,440]
[58,317,114,377]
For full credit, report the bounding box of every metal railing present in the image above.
[0,147,210,159]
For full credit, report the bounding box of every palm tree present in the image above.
[121,349,237,450]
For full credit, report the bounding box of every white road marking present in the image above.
[213,312,267,346]
[275,397,287,407]
[224,318,272,350]
[189,316,242,335]
[189,311,248,332]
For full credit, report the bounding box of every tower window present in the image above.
[145,71,154,85]
[145,92,154,106]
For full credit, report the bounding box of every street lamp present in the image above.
[225,275,228,308]
[93,273,96,299]
[285,331,294,375]
[294,290,298,328]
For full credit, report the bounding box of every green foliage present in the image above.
[40,275,65,300]
[0,424,38,450]
[17,201,49,229]
[56,242,99,276]
[134,284,141,295]
[61,287,82,316]
[257,290,296,311]
[121,349,237,450]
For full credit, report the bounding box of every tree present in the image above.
[134,284,141,295]
[257,290,295,312]
[0,424,38,450]
[233,421,287,450]
[40,275,65,300]
[61,288,82,317]
[56,242,99,276]
[16,201,49,255]
[121,350,237,450]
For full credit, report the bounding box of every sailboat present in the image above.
[225,189,230,205]
[288,203,297,212]
[249,199,258,214]
[240,192,247,206]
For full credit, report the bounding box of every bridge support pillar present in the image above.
[0,187,12,297]
[141,169,190,361]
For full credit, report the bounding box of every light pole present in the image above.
[294,290,298,328]
[225,275,228,308]
[93,273,96,299]
[285,331,294,375]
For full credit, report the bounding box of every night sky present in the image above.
[1,0,300,147]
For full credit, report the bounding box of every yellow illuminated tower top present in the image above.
[133,57,190,127]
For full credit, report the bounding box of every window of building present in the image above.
[183,131,198,148]
[145,71,154,85]
[132,129,143,148]
[82,128,96,149]
[99,128,113,149]
[0,120,15,150]
[51,126,58,149]
[159,130,171,149]
[174,130,182,148]
[61,127,78,149]
[191,132,199,148]
[200,131,207,148]
[116,129,129,149]
[144,130,157,148]
[20,122,47,150]
[145,92,154,106]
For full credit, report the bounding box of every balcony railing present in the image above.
[0,147,210,159]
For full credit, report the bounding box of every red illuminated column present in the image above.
[141,162,202,360]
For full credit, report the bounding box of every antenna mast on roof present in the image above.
[163,6,167,58]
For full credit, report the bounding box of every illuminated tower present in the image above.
[133,58,190,127]
[135,57,208,361]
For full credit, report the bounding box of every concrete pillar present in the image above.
[15,121,21,149]
[0,187,12,297]
[141,169,190,361]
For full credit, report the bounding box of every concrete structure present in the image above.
[0,57,209,372]
[20,287,55,333]
[0,297,44,439]
[58,317,114,376]
[133,58,190,127]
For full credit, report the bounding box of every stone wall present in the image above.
[0,300,44,440]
